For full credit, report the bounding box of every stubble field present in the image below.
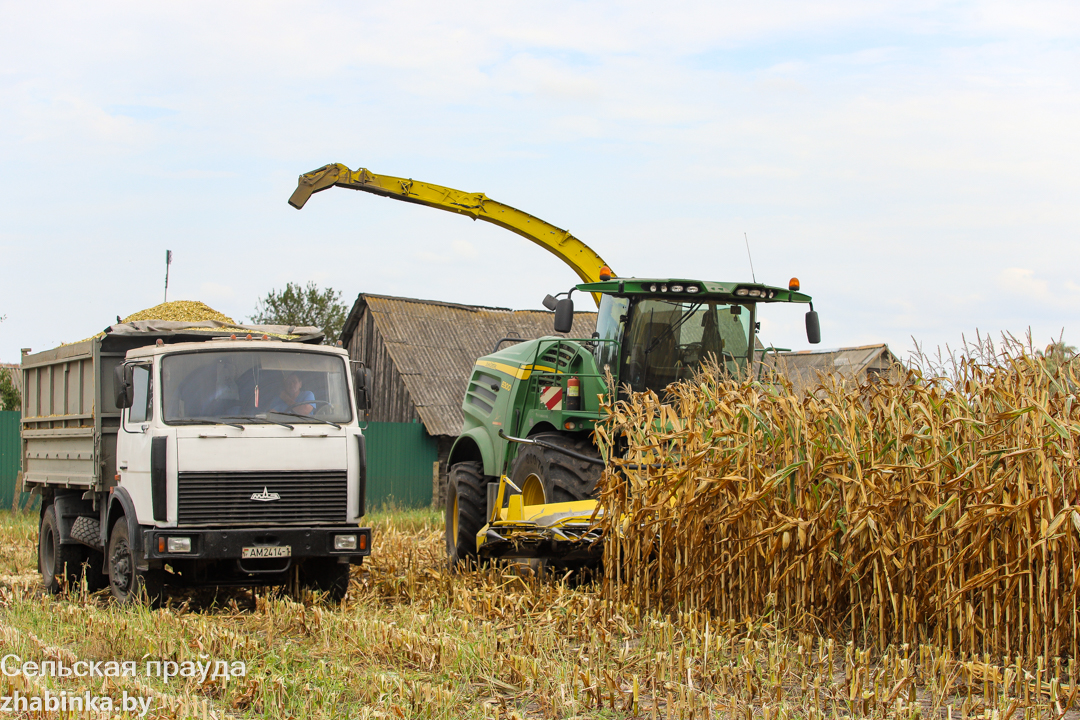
[0,505,1073,719]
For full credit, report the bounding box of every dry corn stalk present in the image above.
[597,341,1080,659]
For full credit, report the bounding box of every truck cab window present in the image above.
[128,364,153,423]
[161,350,352,424]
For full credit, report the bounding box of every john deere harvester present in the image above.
[290,164,821,566]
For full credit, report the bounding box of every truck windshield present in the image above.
[161,350,352,425]
[619,298,751,394]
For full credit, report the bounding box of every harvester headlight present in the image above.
[660,284,668,292]
[670,284,684,292]
[686,286,699,294]
[768,290,776,299]
[747,289,761,297]
[649,283,658,292]
[735,288,749,297]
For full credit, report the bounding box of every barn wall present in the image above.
[347,305,420,424]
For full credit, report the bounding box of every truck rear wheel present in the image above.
[509,433,602,504]
[39,505,88,594]
[107,520,164,605]
[445,461,489,569]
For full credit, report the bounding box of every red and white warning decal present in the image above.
[540,386,562,410]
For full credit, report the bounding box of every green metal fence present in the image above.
[0,413,436,513]
[363,421,437,509]
[0,411,33,511]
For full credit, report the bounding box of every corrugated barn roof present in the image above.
[341,295,597,437]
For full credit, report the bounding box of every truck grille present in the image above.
[177,471,348,526]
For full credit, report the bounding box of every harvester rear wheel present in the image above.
[445,461,489,569]
[509,432,602,504]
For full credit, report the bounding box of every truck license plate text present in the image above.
[242,545,291,558]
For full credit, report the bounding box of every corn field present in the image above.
[597,339,1080,664]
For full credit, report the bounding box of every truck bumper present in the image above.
[142,526,372,564]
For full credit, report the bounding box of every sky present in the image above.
[2,1,1079,364]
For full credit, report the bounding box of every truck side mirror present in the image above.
[554,297,574,333]
[805,310,821,344]
[113,364,134,409]
[353,366,373,412]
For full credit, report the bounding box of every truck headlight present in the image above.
[334,534,357,551]
[166,537,191,553]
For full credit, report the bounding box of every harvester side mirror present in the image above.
[113,364,134,409]
[805,310,821,345]
[554,298,575,333]
[542,294,558,311]
[353,366,374,412]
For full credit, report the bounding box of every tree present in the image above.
[0,367,19,412]
[1038,340,1077,376]
[250,282,348,345]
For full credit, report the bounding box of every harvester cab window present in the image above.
[620,299,751,394]
[594,295,629,377]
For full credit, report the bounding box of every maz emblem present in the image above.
[250,487,281,502]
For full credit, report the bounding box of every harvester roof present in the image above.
[575,278,812,304]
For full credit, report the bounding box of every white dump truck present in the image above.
[20,319,372,602]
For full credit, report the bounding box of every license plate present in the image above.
[242,545,291,558]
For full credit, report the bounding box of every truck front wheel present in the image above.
[107,520,164,605]
[298,558,350,601]
[39,505,88,594]
[445,461,489,569]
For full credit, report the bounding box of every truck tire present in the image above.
[39,505,87,594]
[107,520,164,606]
[299,558,350,601]
[509,433,602,504]
[445,461,489,569]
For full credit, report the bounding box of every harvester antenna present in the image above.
[744,233,757,283]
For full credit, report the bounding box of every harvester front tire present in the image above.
[445,461,488,570]
[509,433,602,504]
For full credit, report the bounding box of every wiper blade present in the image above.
[267,410,341,429]
[223,415,295,430]
[645,303,701,355]
[171,418,245,430]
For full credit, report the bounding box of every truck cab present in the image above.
[24,328,371,603]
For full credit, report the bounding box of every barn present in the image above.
[763,344,904,394]
[339,294,597,508]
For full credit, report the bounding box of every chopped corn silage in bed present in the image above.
[65,301,306,343]
[120,300,236,325]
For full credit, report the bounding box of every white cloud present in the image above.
[2,1,1080,361]
[452,240,478,258]
[199,282,235,299]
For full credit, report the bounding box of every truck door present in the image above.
[118,363,157,525]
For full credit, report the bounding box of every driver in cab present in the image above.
[267,373,314,415]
